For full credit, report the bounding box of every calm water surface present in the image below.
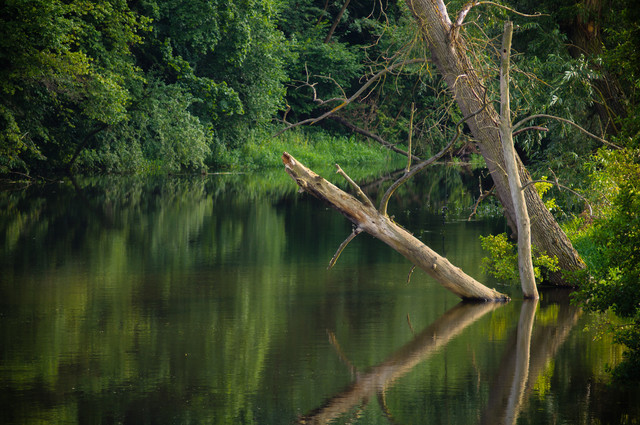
[1,172,638,424]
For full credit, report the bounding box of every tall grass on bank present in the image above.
[214,128,406,172]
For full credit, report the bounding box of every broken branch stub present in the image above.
[283,152,509,301]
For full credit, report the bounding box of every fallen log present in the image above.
[283,152,509,301]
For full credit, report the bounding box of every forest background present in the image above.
[1,0,639,379]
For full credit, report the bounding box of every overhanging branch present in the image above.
[378,83,490,216]
[274,59,427,137]
[512,114,622,150]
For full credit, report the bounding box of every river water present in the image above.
[1,171,639,424]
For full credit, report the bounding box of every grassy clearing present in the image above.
[218,127,406,172]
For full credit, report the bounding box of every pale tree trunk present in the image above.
[405,0,585,284]
[283,152,509,301]
[500,22,538,299]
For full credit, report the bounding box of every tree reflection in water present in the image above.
[300,291,581,424]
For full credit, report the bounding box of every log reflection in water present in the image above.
[481,291,581,425]
[298,301,502,424]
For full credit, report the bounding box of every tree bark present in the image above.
[405,0,585,284]
[324,0,351,43]
[564,0,626,133]
[500,21,538,299]
[283,152,509,301]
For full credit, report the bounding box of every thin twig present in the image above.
[335,164,375,209]
[328,228,361,269]
[407,265,417,284]
[512,114,622,150]
[378,84,490,216]
[468,185,495,221]
[407,102,415,172]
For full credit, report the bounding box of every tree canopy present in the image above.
[3,0,637,175]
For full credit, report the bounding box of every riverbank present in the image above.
[213,127,406,172]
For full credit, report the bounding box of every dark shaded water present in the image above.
[1,172,639,424]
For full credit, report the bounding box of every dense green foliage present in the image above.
[0,0,291,174]
[1,0,638,175]
[0,0,149,172]
[0,0,460,175]
[567,148,640,380]
[480,233,560,284]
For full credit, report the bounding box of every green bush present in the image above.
[570,147,640,381]
[479,233,560,285]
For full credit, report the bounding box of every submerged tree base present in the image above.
[283,152,509,301]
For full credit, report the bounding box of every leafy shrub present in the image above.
[480,233,560,285]
[570,147,640,381]
[534,177,558,212]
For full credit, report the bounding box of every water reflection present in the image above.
[299,302,501,424]
[482,292,580,425]
[299,293,592,425]
[0,173,638,424]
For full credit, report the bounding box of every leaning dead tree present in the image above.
[283,151,509,301]
[404,0,586,284]
[281,0,617,289]
[499,21,538,299]
[282,77,510,301]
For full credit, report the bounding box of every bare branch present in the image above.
[289,64,346,107]
[335,164,375,209]
[512,114,623,150]
[328,228,361,269]
[324,0,351,43]
[512,126,548,137]
[455,1,545,28]
[451,2,545,44]
[274,59,427,137]
[454,1,477,29]
[315,0,330,25]
[468,185,495,221]
[378,82,490,216]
